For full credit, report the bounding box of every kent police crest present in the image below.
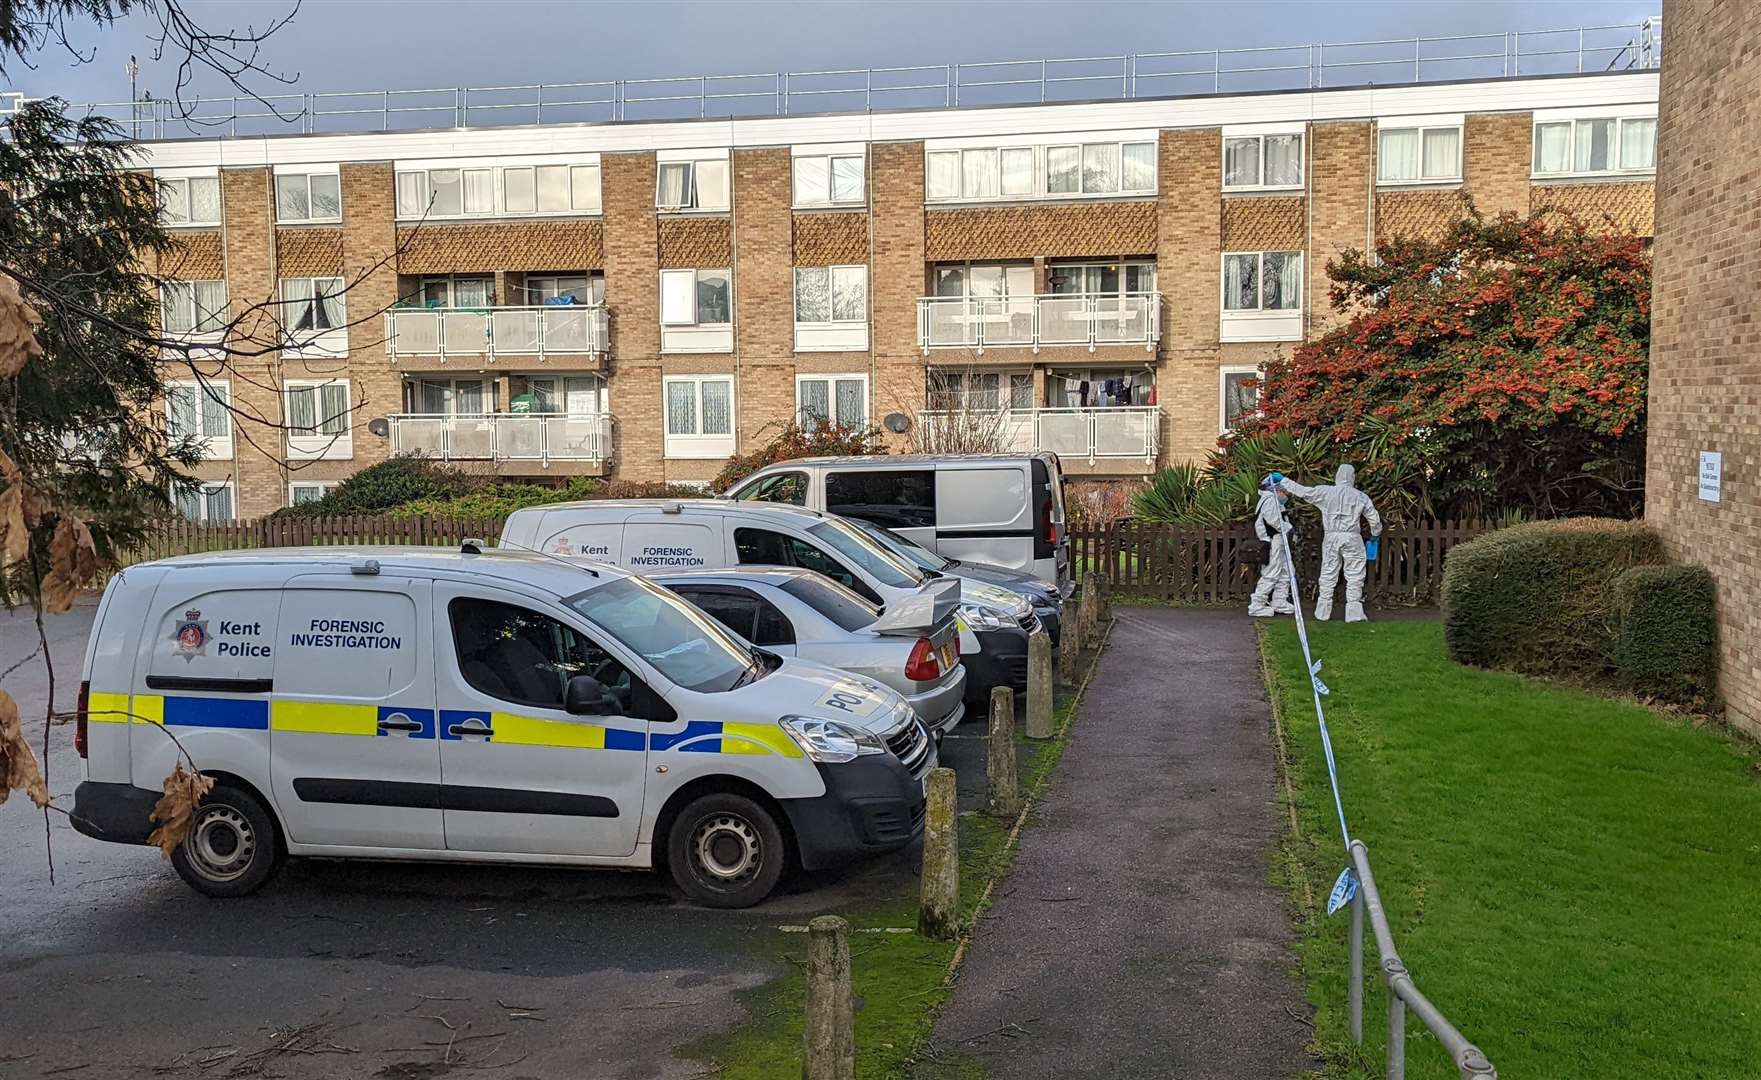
[173,609,208,658]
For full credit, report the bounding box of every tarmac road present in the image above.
[0,600,931,1080]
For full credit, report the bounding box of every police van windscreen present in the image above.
[779,574,881,632]
[807,520,924,589]
[567,576,755,693]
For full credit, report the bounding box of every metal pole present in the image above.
[701,76,708,118]
[1387,989,1406,1080]
[1513,31,1521,76]
[536,83,543,125]
[383,90,389,131]
[1214,49,1220,93]
[1318,42,1325,87]
[1041,58,1047,102]
[949,64,957,107]
[1578,28,1585,73]
[1349,890,1365,1042]
[1414,37,1422,82]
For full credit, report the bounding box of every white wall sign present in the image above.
[1699,451,1722,504]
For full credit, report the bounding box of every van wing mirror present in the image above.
[564,674,609,715]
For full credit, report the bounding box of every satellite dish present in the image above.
[883,412,911,434]
[366,417,390,438]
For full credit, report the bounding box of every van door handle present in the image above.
[377,715,423,733]
[448,718,493,737]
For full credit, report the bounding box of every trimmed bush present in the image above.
[389,477,706,519]
[1441,518,1665,676]
[273,456,479,518]
[1610,564,1719,708]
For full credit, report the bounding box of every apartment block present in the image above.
[137,64,1661,520]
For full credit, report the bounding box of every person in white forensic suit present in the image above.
[1248,474,1295,618]
[1281,464,1383,622]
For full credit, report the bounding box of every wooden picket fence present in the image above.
[1072,519,1491,606]
[123,514,510,566]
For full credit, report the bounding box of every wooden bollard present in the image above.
[1097,574,1112,625]
[1058,609,1083,686]
[987,687,1020,816]
[802,915,855,1080]
[1026,632,1054,739]
[918,767,959,941]
[1080,572,1100,641]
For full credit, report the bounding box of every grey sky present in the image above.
[13,0,1660,114]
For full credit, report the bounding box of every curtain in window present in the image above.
[503,167,536,213]
[1575,119,1615,172]
[835,378,866,426]
[701,380,732,435]
[189,177,221,222]
[571,165,601,212]
[1264,135,1302,186]
[794,268,830,322]
[1224,374,1257,425]
[657,163,690,208]
[420,380,452,415]
[193,281,228,332]
[1223,254,1259,310]
[926,152,960,200]
[661,270,696,324]
[831,266,866,321]
[1620,118,1656,170]
[316,280,345,330]
[1081,144,1119,194]
[536,165,570,212]
[275,174,309,220]
[453,278,490,308]
[695,160,729,210]
[282,278,315,331]
[174,485,202,520]
[319,384,349,436]
[667,381,696,434]
[1534,123,1572,173]
[1046,146,1079,193]
[1223,138,1260,187]
[1122,142,1156,191]
[456,380,484,414]
[798,378,830,423]
[1124,264,1156,294]
[462,169,494,214]
[794,156,829,204]
[1009,374,1033,411]
[831,156,864,203]
[528,378,558,413]
[1263,253,1301,310]
[429,169,462,216]
[1378,130,1420,181]
[201,383,230,437]
[292,486,325,506]
[161,179,191,223]
[563,376,599,415]
[167,385,196,438]
[962,150,998,199]
[287,386,317,435]
[395,172,427,217]
[1421,129,1460,179]
[1000,148,1035,196]
[204,485,233,522]
[161,283,194,334]
[696,271,731,324]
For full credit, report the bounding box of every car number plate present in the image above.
[939,642,958,669]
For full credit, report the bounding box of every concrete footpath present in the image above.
[920,607,1316,1079]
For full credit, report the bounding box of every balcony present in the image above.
[388,413,613,474]
[918,406,1160,469]
[384,305,609,363]
[917,294,1160,354]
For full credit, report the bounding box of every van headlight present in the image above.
[958,603,1013,631]
[780,716,888,763]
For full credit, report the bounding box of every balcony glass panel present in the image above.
[1094,408,1154,457]
[1037,411,1091,457]
[497,415,544,459]
[441,311,492,352]
[491,309,541,353]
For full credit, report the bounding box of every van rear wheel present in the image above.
[169,782,283,898]
[667,793,786,909]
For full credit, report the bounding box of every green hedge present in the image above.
[1610,564,1719,708]
[1441,518,1666,676]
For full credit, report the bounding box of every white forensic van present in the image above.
[71,547,935,908]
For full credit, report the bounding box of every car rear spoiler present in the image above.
[871,577,960,636]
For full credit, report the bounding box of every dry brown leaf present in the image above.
[41,516,98,614]
[0,688,49,809]
[146,763,214,858]
[0,275,44,380]
[0,448,26,568]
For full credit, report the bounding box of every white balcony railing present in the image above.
[385,305,609,361]
[388,413,613,464]
[917,406,1159,463]
[917,294,1160,354]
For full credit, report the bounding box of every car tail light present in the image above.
[904,638,941,682]
[1043,500,1059,546]
[75,680,90,758]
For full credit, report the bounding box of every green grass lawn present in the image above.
[1261,618,1761,1080]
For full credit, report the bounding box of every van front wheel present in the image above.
[169,783,283,898]
[666,793,786,909]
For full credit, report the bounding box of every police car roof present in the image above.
[143,546,629,595]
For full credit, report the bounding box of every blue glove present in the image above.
[1364,536,1379,562]
[1269,471,1285,485]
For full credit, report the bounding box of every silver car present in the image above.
[652,567,967,736]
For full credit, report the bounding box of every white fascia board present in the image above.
[153,165,218,179]
[791,141,867,157]
[1375,113,1467,131]
[132,71,1659,169]
[1221,121,1308,138]
[1533,102,1658,123]
[923,128,1160,150]
[270,161,341,175]
[655,145,732,163]
[395,151,602,171]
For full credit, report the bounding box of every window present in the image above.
[160,280,228,335]
[449,596,635,712]
[927,369,1002,411]
[660,269,732,326]
[166,380,231,458]
[412,377,493,415]
[796,375,868,428]
[523,375,602,415]
[522,274,603,305]
[274,171,341,222]
[663,375,734,457]
[1047,261,1157,297]
[172,481,234,522]
[656,157,730,211]
[669,587,795,648]
[734,471,809,505]
[1222,133,1303,189]
[825,470,935,530]
[393,161,601,218]
[1221,369,1260,432]
[159,175,221,226]
[1532,116,1657,177]
[290,481,338,506]
[403,275,493,308]
[279,277,347,335]
[1222,252,1302,312]
[565,576,756,694]
[285,379,352,457]
[933,263,1035,299]
[793,153,865,206]
[778,574,879,632]
[1049,367,1150,407]
[1377,126,1462,184]
[924,139,1156,202]
[734,528,877,602]
[793,266,867,324]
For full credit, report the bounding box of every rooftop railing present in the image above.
[1,18,1660,141]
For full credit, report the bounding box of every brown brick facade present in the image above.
[1647,0,1758,734]
[1532,181,1656,236]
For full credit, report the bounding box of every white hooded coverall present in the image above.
[1282,464,1383,622]
[1248,489,1294,617]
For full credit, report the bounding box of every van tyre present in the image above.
[170,783,283,898]
[667,793,786,909]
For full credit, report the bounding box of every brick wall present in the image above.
[216,167,284,517]
[1158,128,1222,464]
[870,142,927,450]
[1308,121,1373,329]
[602,152,662,480]
[1463,112,1533,218]
[733,148,797,445]
[1646,0,1761,734]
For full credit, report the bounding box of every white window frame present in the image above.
[1220,128,1305,192]
[1219,366,1262,434]
[1376,121,1464,186]
[1220,252,1303,343]
[793,265,869,352]
[283,378,354,460]
[662,374,736,458]
[795,373,870,429]
[923,133,1158,205]
[289,480,340,507]
[660,268,734,353]
[393,156,602,221]
[273,168,342,224]
[792,148,867,208]
[1530,111,1658,179]
[157,172,222,227]
[655,152,731,213]
[172,480,236,523]
[159,280,229,339]
[277,276,349,356]
[165,379,234,460]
